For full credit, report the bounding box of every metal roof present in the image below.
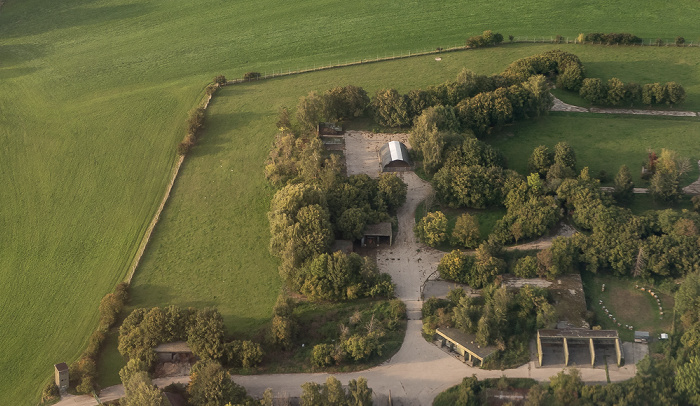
[379,141,411,168]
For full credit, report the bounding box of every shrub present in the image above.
[311,343,336,367]
[579,78,607,105]
[528,145,553,177]
[188,361,247,406]
[451,213,480,248]
[556,64,584,91]
[371,88,410,127]
[513,256,538,278]
[466,30,504,48]
[186,107,205,136]
[213,75,226,85]
[204,84,218,96]
[69,357,98,394]
[414,211,448,247]
[269,314,296,350]
[508,35,514,43]
[177,134,195,156]
[676,36,686,46]
[243,72,261,80]
[99,293,123,328]
[692,196,700,212]
[40,381,59,403]
[584,33,642,45]
[389,299,407,320]
[655,38,664,46]
[224,340,263,368]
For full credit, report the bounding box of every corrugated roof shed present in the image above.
[379,141,411,170]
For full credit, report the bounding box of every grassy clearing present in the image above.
[581,273,674,341]
[2,1,699,395]
[490,113,700,187]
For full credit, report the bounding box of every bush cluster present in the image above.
[243,72,261,80]
[295,251,394,301]
[177,106,208,156]
[296,85,370,131]
[371,49,583,129]
[466,30,504,48]
[579,78,685,106]
[309,299,405,367]
[301,376,373,405]
[552,166,700,278]
[118,306,263,368]
[584,32,643,45]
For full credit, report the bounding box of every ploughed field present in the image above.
[1,0,699,401]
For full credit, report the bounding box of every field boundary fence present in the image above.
[226,37,699,85]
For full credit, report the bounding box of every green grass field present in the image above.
[490,113,700,186]
[2,0,700,400]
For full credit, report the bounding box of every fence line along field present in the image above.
[1,0,700,401]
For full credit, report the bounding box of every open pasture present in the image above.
[1,0,699,400]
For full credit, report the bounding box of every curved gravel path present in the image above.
[551,96,699,117]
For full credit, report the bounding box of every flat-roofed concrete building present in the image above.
[537,328,624,367]
[154,341,194,362]
[362,222,393,246]
[435,327,497,367]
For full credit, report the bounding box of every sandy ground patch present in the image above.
[344,131,410,178]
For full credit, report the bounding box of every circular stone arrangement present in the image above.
[635,285,664,319]
[597,283,665,330]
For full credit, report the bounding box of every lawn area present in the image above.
[623,193,695,215]
[2,0,699,396]
[490,113,700,186]
[581,273,674,342]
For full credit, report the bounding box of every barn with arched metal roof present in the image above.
[379,141,412,172]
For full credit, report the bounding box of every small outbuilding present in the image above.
[362,222,393,246]
[379,141,412,172]
[54,362,69,392]
[318,122,343,135]
[435,327,497,366]
[154,341,194,363]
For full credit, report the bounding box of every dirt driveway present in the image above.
[344,130,411,178]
